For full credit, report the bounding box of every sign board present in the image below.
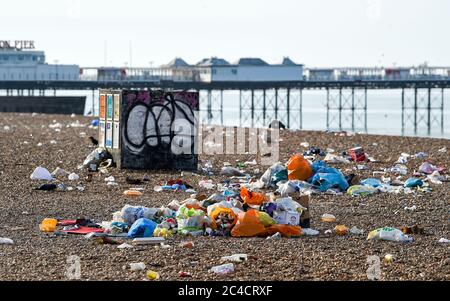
[113,94,120,121]
[98,89,199,170]
[113,122,120,148]
[98,121,106,148]
[99,94,106,120]
[105,121,113,148]
[106,94,113,120]
[0,40,35,50]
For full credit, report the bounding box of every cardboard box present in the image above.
[287,193,311,228]
[273,210,300,226]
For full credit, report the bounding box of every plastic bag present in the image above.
[311,171,349,192]
[209,207,237,231]
[287,154,313,181]
[262,224,302,237]
[403,178,424,188]
[258,211,276,227]
[121,205,159,226]
[240,187,266,206]
[127,218,157,238]
[259,162,286,187]
[347,185,377,196]
[367,227,413,243]
[176,205,205,233]
[82,147,112,169]
[361,178,382,187]
[231,209,266,237]
[271,169,288,184]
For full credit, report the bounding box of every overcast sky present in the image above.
[1,0,449,68]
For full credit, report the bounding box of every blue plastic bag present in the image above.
[311,171,349,192]
[404,178,424,188]
[361,178,382,187]
[310,160,327,173]
[127,218,157,238]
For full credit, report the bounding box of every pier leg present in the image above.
[364,87,368,133]
[220,90,223,125]
[441,88,445,135]
[287,88,290,128]
[427,87,431,135]
[414,87,418,135]
[326,88,330,129]
[263,89,266,125]
[351,87,355,131]
[207,90,212,121]
[251,89,255,128]
[239,90,242,127]
[401,88,405,136]
[339,88,342,130]
[300,89,303,130]
[275,88,278,120]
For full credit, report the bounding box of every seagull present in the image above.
[88,136,99,146]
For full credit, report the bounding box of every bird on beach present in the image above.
[88,136,99,146]
[268,119,286,130]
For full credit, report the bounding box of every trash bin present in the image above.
[98,89,199,170]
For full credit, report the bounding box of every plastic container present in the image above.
[129,262,146,271]
[40,218,58,232]
[334,225,349,235]
[321,214,336,222]
[210,263,235,274]
[123,190,143,196]
[146,270,160,280]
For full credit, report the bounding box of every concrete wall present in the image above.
[0,96,86,114]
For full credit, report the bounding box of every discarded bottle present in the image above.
[210,263,235,275]
[221,254,248,263]
[40,218,58,232]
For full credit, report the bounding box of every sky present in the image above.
[1,0,449,68]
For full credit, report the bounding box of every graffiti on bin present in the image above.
[123,91,198,156]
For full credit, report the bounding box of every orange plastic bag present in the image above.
[231,209,266,237]
[210,207,237,230]
[287,154,313,181]
[263,224,302,238]
[240,187,266,206]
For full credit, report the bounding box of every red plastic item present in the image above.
[348,147,366,162]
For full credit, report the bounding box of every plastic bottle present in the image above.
[221,254,248,262]
[210,263,235,274]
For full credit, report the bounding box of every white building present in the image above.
[194,57,303,82]
[0,48,80,81]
